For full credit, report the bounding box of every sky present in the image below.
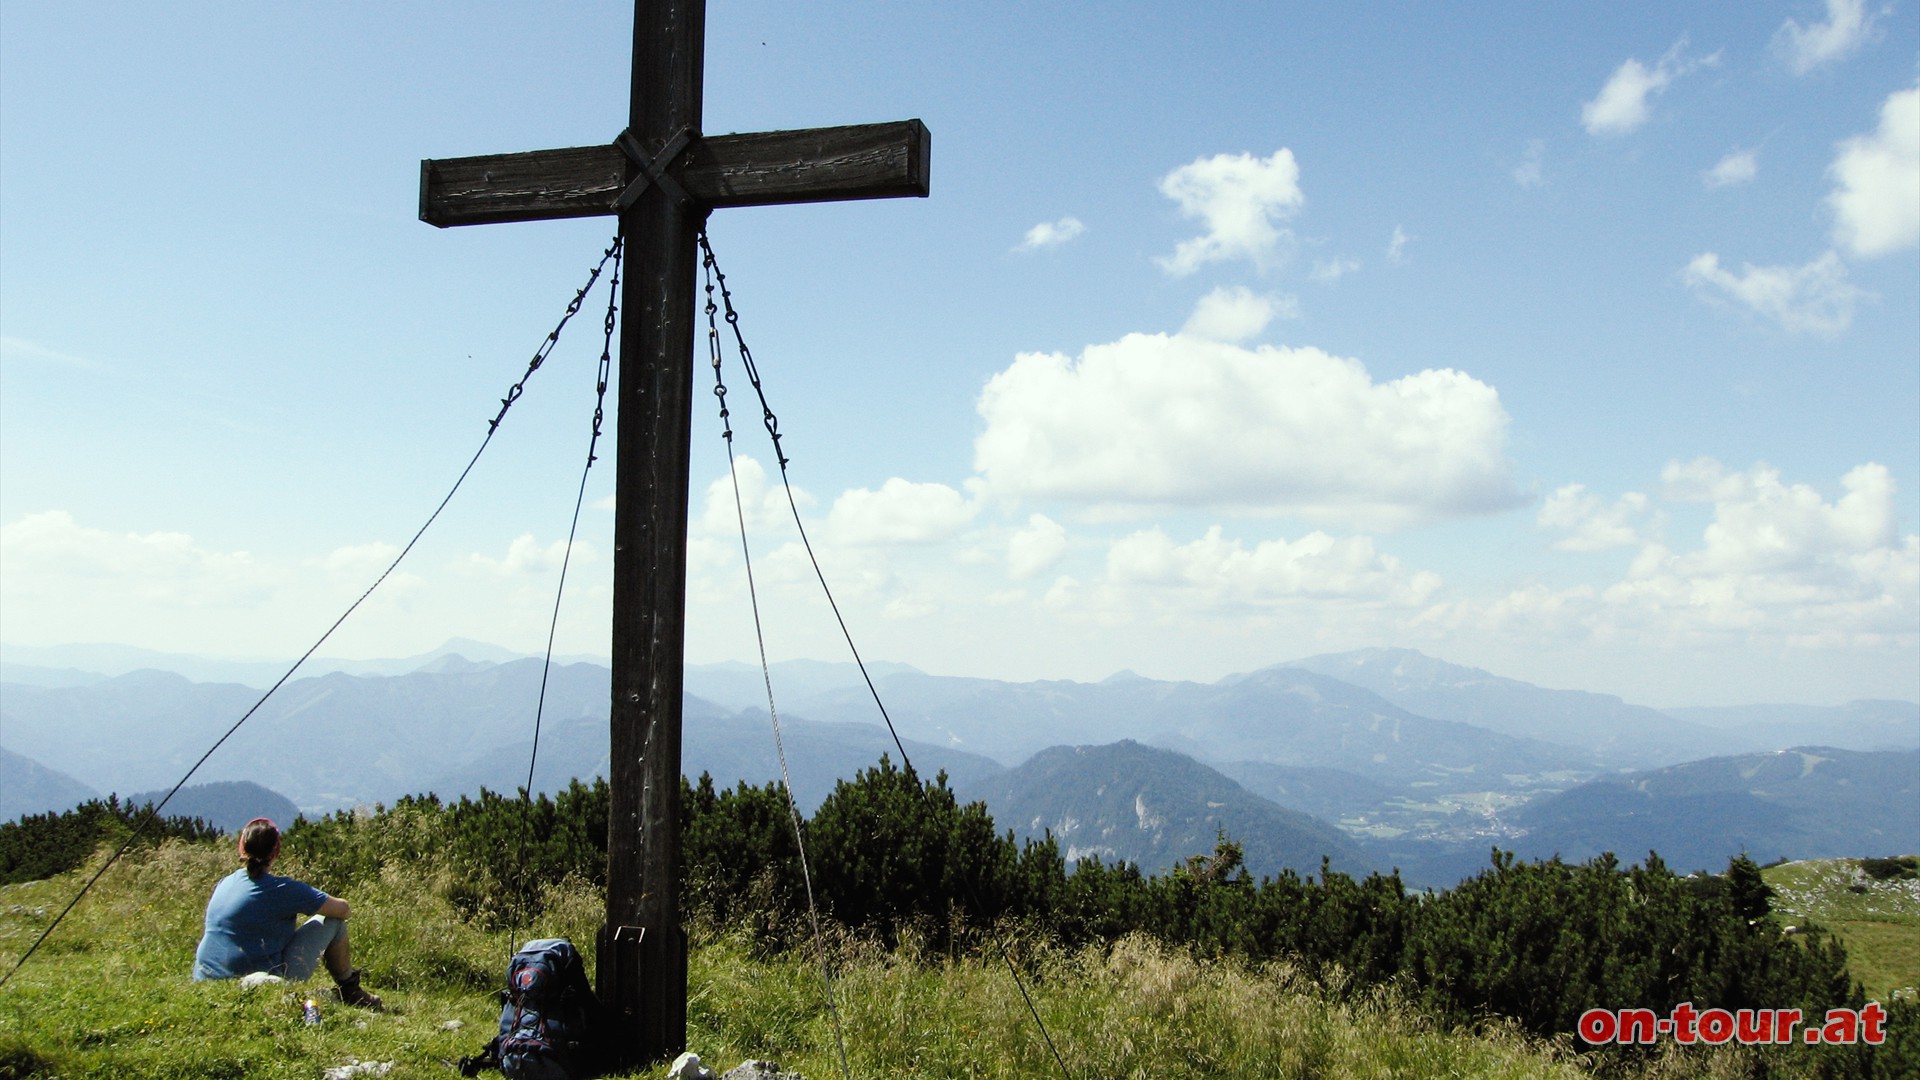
[2,1,1916,709]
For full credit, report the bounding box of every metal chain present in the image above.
[491,238,623,432]
[0,237,626,992]
[590,239,622,458]
[696,230,787,468]
[695,226,1075,1080]
[508,237,622,968]
[701,233,852,1080]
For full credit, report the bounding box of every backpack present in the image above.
[461,938,602,1080]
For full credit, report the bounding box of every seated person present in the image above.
[192,817,382,1009]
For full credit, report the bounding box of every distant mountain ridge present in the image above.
[1508,747,1920,873]
[121,781,301,834]
[962,740,1372,879]
[1284,648,1725,768]
[1664,700,1920,753]
[0,747,96,821]
[6,644,1914,888]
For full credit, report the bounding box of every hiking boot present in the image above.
[335,968,384,1010]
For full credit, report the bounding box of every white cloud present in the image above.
[1582,41,1706,137]
[695,455,812,537]
[1538,485,1658,551]
[1179,286,1288,341]
[1,511,270,609]
[1828,83,1920,258]
[1311,256,1361,283]
[457,534,595,578]
[1513,140,1546,188]
[1015,217,1086,252]
[0,511,432,655]
[1157,149,1304,275]
[1774,0,1881,75]
[972,333,1520,528]
[1682,250,1864,336]
[1007,514,1068,580]
[1098,526,1442,611]
[1610,461,1916,640]
[1703,149,1758,189]
[825,478,977,545]
[1386,226,1412,266]
[1453,461,1919,651]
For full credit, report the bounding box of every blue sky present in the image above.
[3,1,1916,708]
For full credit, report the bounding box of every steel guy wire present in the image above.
[697,227,1075,1080]
[0,238,624,991]
[499,239,623,972]
[702,242,853,1080]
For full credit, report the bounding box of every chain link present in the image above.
[490,238,623,433]
[696,228,787,468]
[588,238,623,462]
[702,238,733,444]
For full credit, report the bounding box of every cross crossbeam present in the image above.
[418,1,928,1067]
[420,120,930,226]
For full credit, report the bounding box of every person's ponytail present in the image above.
[238,818,280,879]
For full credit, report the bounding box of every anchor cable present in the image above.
[0,239,624,991]
[702,245,854,1080]
[524,238,622,798]
[698,228,1074,1080]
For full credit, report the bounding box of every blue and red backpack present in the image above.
[462,938,602,1079]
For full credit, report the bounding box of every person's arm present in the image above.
[317,895,350,920]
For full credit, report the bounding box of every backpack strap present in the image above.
[456,1035,502,1077]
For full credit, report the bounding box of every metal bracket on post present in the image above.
[598,922,687,1067]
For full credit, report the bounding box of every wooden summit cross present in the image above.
[417,0,929,1066]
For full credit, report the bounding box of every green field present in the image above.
[1765,857,1920,1003]
[0,842,1602,1079]
[5,840,1886,1079]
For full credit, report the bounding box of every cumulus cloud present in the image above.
[826,478,977,545]
[1612,460,1915,639]
[1,511,270,608]
[695,455,812,537]
[457,534,595,578]
[972,333,1521,528]
[1538,485,1658,551]
[1015,216,1086,252]
[1100,526,1442,610]
[0,511,429,653]
[1179,286,1289,341]
[1007,514,1069,579]
[1703,149,1758,189]
[1582,41,1707,137]
[1775,0,1881,74]
[1451,461,1919,650]
[1157,149,1304,275]
[1828,83,1920,258]
[1682,250,1863,335]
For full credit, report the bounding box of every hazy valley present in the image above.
[4,642,1915,888]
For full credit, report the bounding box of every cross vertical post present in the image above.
[603,0,701,1065]
[416,0,928,1068]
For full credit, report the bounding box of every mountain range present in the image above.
[3,643,1914,887]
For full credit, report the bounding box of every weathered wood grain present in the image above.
[420,119,930,227]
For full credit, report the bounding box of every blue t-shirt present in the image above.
[192,868,330,980]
